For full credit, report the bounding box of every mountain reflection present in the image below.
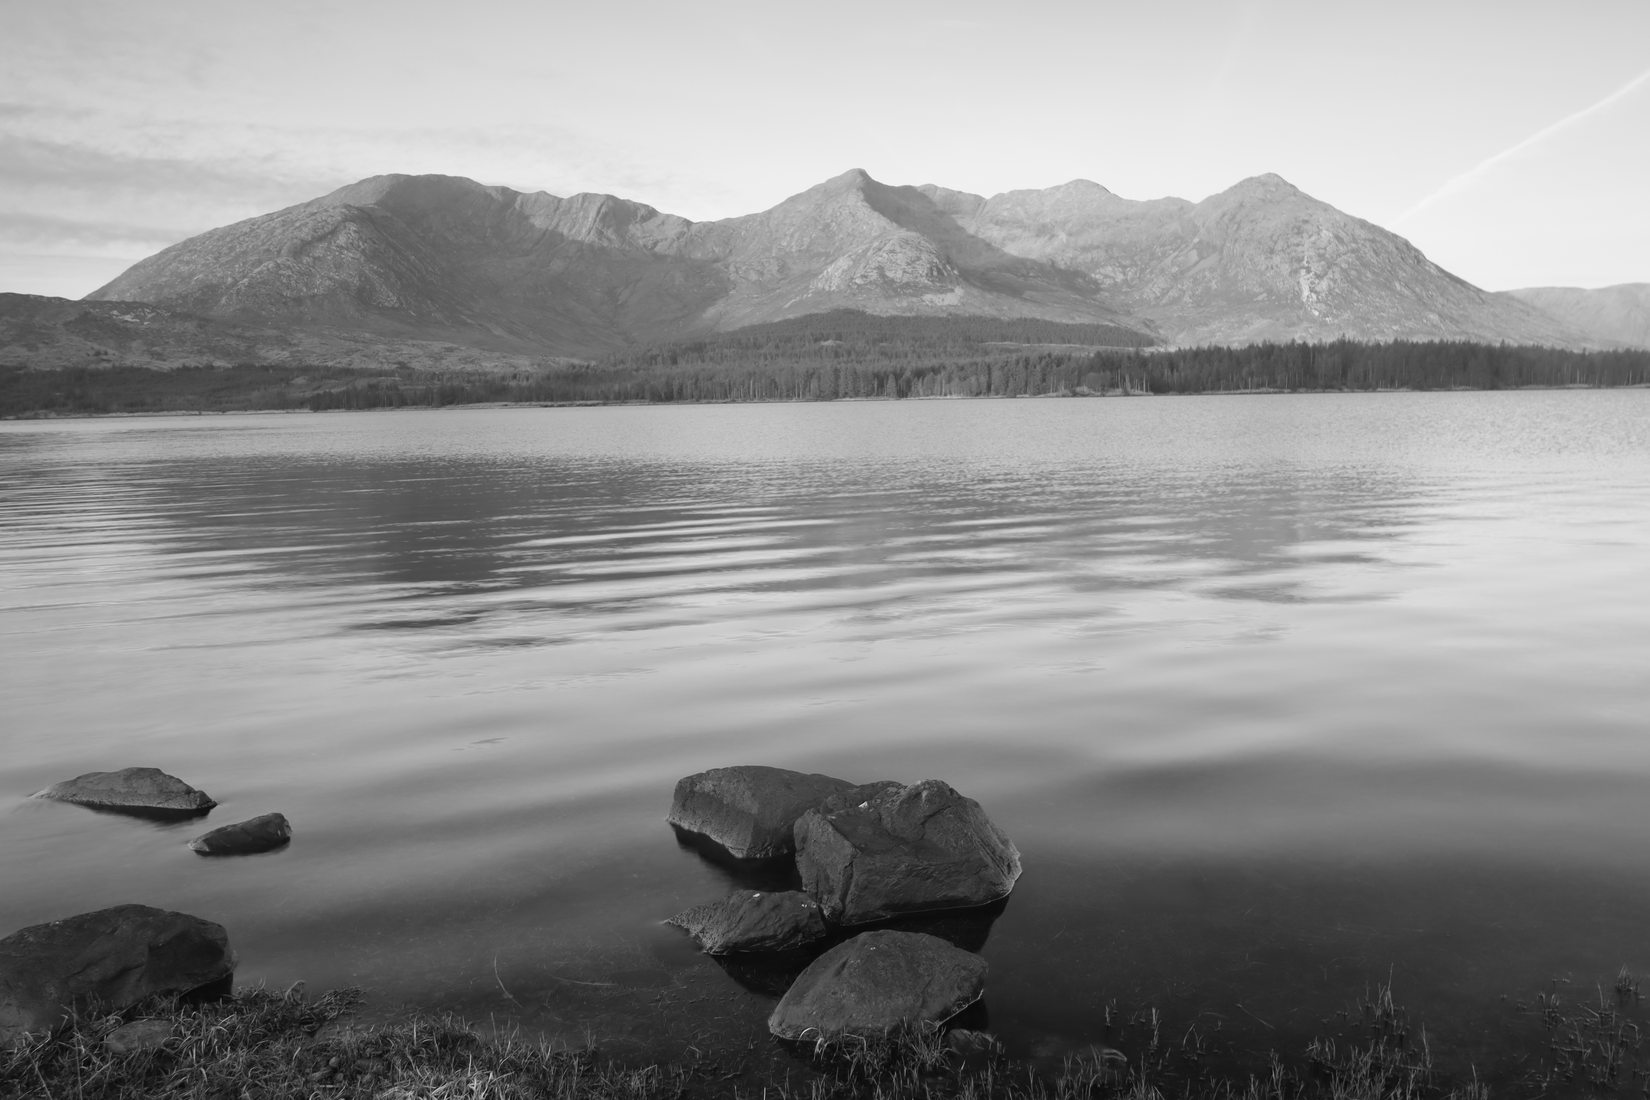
[102,449,1422,654]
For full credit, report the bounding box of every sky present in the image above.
[3,0,1647,299]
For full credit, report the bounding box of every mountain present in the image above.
[84,169,1597,356]
[87,171,1150,357]
[1502,284,1650,349]
[927,174,1579,346]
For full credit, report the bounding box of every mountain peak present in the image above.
[1221,173,1306,200]
[1050,178,1114,196]
[822,167,875,190]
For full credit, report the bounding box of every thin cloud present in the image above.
[1395,65,1650,226]
[0,210,193,250]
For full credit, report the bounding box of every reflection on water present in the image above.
[3,393,1650,1086]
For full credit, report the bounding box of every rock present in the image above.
[665,890,829,954]
[768,930,986,1041]
[794,779,1021,925]
[105,1018,174,1053]
[188,813,290,855]
[34,768,216,817]
[946,1027,1002,1054]
[667,766,858,860]
[0,905,234,1047]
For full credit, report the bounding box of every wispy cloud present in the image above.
[1394,65,1650,226]
[0,210,193,250]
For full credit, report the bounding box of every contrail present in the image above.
[1393,65,1650,225]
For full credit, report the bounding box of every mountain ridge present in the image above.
[81,168,1609,356]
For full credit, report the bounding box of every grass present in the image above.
[0,985,679,1100]
[5,971,1649,1100]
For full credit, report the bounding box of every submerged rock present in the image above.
[33,768,216,817]
[768,930,986,1041]
[188,813,291,856]
[0,904,234,1047]
[666,890,829,955]
[794,779,1022,925]
[667,766,858,860]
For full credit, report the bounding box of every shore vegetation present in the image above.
[5,969,1646,1100]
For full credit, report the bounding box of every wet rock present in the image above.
[667,766,857,860]
[0,904,234,1047]
[768,930,986,1041]
[189,813,290,855]
[33,768,216,818]
[105,1019,174,1054]
[946,1028,1002,1055]
[666,890,829,955]
[794,779,1022,925]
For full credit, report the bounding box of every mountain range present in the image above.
[8,169,1646,365]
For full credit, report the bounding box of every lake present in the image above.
[3,392,1649,1087]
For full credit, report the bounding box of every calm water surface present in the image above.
[3,393,1649,1084]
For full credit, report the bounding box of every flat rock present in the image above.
[189,813,290,855]
[666,890,829,954]
[34,768,216,817]
[795,779,1021,925]
[105,1018,174,1053]
[667,766,858,860]
[768,930,986,1041]
[0,904,234,1047]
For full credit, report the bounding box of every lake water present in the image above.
[4,392,1650,1088]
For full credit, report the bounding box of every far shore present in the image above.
[6,382,1649,422]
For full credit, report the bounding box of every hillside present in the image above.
[1504,284,1650,348]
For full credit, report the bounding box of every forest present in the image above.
[3,311,1649,416]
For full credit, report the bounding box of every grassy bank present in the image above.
[4,972,1645,1100]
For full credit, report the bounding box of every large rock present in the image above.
[188,813,290,856]
[666,890,829,955]
[667,766,858,860]
[34,768,216,817]
[0,905,234,1046]
[768,930,986,1041]
[795,779,1021,925]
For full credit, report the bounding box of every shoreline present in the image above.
[7,971,1644,1100]
[5,382,1648,422]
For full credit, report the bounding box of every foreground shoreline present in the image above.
[6,972,1645,1100]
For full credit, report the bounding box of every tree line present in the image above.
[5,317,1649,418]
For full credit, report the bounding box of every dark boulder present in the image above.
[0,905,234,1047]
[667,766,858,860]
[188,813,290,856]
[33,768,216,818]
[768,930,986,1041]
[794,779,1021,925]
[666,890,829,955]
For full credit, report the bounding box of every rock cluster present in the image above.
[665,764,1020,1040]
[2,768,289,1043]
[32,767,290,857]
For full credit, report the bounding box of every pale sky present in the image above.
[3,0,1646,299]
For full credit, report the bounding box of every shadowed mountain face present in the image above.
[1503,284,1650,349]
[87,169,1592,354]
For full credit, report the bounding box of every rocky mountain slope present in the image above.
[927,174,1579,346]
[1502,284,1650,349]
[83,169,1597,356]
